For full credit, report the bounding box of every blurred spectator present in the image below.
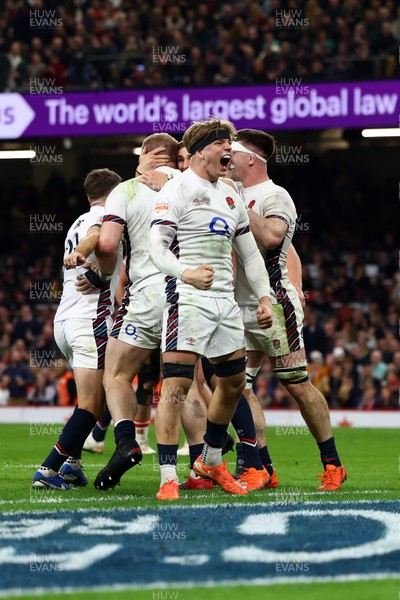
[3,348,33,405]
[370,349,388,382]
[28,371,58,406]
[6,41,27,90]
[303,311,330,355]
[11,304,42,347]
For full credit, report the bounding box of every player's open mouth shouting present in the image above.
[220,153,232,168]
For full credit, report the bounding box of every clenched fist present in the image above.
[182,265,215,290]
[256,296,273,329]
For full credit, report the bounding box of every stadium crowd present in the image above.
[0,0,399,91]
[0,155,398,410]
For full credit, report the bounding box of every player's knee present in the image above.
[102,370,113,391]
[214,357,247,396]
[103,369,128,391]
[163,362,195,380]
[213,356,247,378]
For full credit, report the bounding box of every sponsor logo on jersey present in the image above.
[155,201,170,215]
[226,196,235,210]
[186,337,196,344]
[193,197,210,206]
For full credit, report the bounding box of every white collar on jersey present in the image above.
[231,141,268,164]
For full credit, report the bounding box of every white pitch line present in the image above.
[0,496,399,513]
[0,488,398,507]
[0,488,396,507]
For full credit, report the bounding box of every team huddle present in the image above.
[32,117,347,500]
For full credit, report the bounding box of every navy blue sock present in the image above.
[231,395,262,470]
[204,419,228,448]
[259,445,274,476]
[317,436,341,468]
[42,408,96,472]
[236,442,244,462]
[189,443,204,469]
[235,442,245,473]
[158,444,178,466]
[92,405,112,442]
[114,420,136,450]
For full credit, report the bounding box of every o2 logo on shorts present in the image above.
[209,216,231,237]
[125,324,139,340]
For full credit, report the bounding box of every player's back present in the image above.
[55,205,121,321]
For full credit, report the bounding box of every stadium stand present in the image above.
[0,1,399,92]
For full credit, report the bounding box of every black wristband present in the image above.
[136,169,143,176]
[84,268,107,289]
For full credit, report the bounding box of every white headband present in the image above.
[231,141,268,164]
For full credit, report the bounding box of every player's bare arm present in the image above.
[137,171,168,191]
[96,220,124,278]
[136,147,169,176]
[64,225,100,269]
[247,210,288,249]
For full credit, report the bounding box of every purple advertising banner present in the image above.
[0,80,399,139]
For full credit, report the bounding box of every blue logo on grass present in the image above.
[0,502,399,593]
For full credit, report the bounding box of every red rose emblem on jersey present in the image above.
[248,200,256,209]
[226,196,235,210]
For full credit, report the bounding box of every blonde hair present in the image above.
[183,117,237,154]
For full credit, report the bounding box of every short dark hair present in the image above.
[83,169,122,201]
[237,129,276,161]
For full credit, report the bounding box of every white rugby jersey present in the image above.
[54,205,122,321]
[103,167,180,294]
[149,168,255,298]
[235,179,297,306]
